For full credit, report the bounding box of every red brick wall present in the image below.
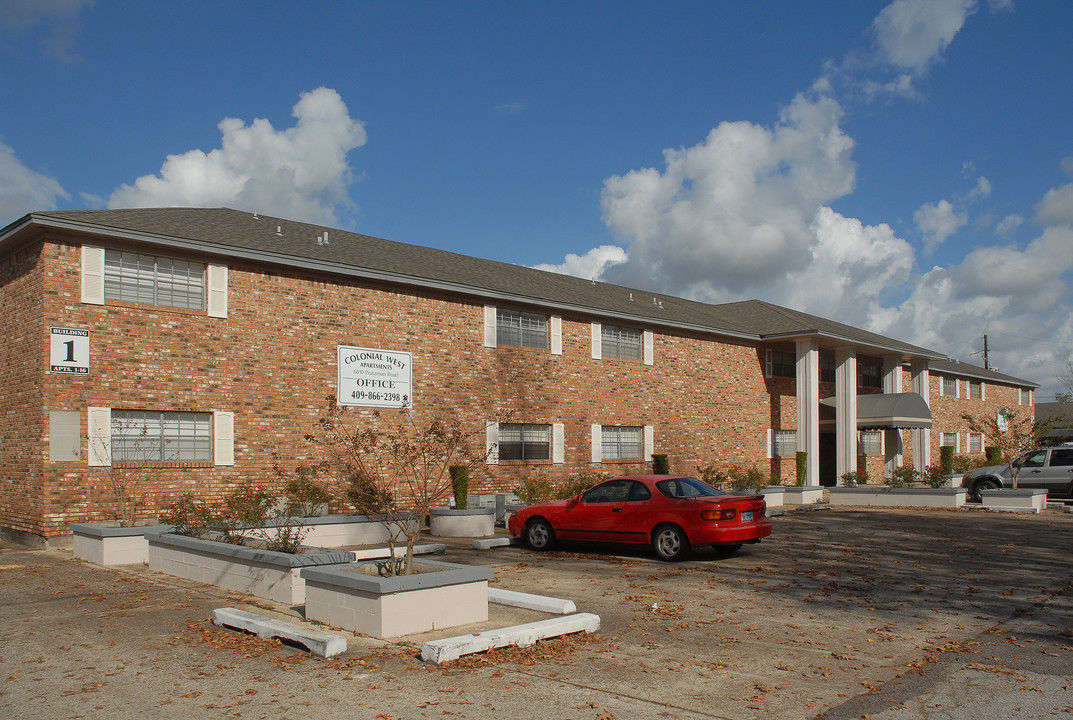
[11,235,785,539]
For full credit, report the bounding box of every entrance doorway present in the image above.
[819,432,837,487]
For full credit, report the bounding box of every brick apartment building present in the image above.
[0,208,1038,547]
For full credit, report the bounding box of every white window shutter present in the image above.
[87,407,111,467]
[766,429,773,459]
[643,330,654,365]
[644,425,655,460]
[483,306,497,348]
[207,264,228,318]
[591,322,602,360]
[550,316,562,355]
[981,383,986,401]
[552,423,565,464]
[81,246,105,305]
[213,411,235,466]
[485,421,499,465]
[591,424,602,463]
[956,380,961,399]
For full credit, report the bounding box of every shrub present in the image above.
[921,464,946,489]
[951,454,973,473]
[728,465,767,493]
[449,465,469,509]
[285,471,332,514]
[513,474,606,504]
[840,470,867,487]
[159,494,213,536]
[886,465,917,488]
[939,446,954,474]
[985,446,1002,464]
[696,465,730,491]
[795,451,807,486]
[652,454,670,474]
[159,483,309,553]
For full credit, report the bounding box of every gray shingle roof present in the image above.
[3,206,1014,372]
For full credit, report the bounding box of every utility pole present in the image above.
[982,334,989,370]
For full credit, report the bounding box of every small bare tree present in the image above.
[88,416,167,526]
[308,396,489,575]
[962,409,1051,489]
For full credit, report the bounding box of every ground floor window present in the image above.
[498,423,550,461]
[601,426,643,460]
[773,430,796,457]
[860,431,882,455]
[940,432,957,449]
[968,433,983,453]
[111,410,213,462]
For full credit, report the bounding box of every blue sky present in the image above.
[2,1,1072,399]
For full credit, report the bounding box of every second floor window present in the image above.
[969,380,982,399]
[601,325,643,360]
[496,309,547,349]
[942,376,958,396]
[766,350,795,379]
[859,362,881,389]
[105,250,205,310]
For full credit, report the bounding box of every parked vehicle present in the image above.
[962,443,1073,500]
[506,474,772,561]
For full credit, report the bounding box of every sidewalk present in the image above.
[2,508,1072,719]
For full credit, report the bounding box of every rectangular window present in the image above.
[968,433,983,453]
[860,431,882,455]
[859,362,882,389]
[496,309,548,349]
[767,349,795,379]
[942,375,958,397]
[498,423,550,461]
[940,432,957,448]
[601,325,643,361]
[111,410,213,462]
[773,430,796,457]
[819,354,835,383]
[969,380,982,399]
[105,250,205,310]
[601,426,644,460]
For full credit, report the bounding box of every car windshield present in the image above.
[655,477,725,499]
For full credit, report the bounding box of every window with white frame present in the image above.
[498,423,551,461]
[940,432,957,448]
[105,250,205,310]
[601,426,644,460]
[942,375,958,396]
[860,431,883,455]
[968,433,983,453]
[601,325,643,361]
[773,430,796,457]
[111,410,213,462]
[496,309,548,349]
[968,380,982,399]
[766,349,795,379]
[858,362,882,389]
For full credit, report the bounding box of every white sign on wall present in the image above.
[50,327,90,374]
[337,346,412,408]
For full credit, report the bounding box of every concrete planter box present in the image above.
[302,559,495,638]
[147,532,355,605]
[429,508,495,538]
[829,486,968,509]
[256,513,419,548]
[980,488,1048,514]
[763,485,825,505]
[71,522,169,566]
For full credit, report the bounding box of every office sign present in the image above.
[337,346,412,408]
[50,327,90,374]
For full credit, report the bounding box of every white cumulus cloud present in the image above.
[1034,183,1073,227]
[532,245,626,280]
[871,0,978,73]
[915,198,968,254]
[0,140,69,225]
[108,87,367,225]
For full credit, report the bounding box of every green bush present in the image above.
[652,454,670,474]
[449,465,469,509]
[886,465,917,488]
[728,465,767,493]
[840,470,867,487]
[795,451,807,486]
[285,473,332,512]
[513,474,606,504]
[939,446,954,474]
[921,464,946,489]
[985,446,1001,464]
[158,483,309,553]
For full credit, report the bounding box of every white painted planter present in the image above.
[302,559,495,638]
[257,513,419,548]
[980,488,1048,514]
[147,533,354,605]
[70,522,168,566]
[828,486,968,509]
[429,508,495,537]
[763,485,825,505]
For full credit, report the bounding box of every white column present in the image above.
[795,339,820,485]
[912,360,931,471]
[835,347,857,484]
[882,355,904,478]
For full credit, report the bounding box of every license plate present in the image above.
[741,511,753,522]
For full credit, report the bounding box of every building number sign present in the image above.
[50,327,90,374]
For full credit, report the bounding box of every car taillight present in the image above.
[702,508,737,521]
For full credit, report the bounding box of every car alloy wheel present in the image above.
[525,518,555,551]
[652,524,691,562]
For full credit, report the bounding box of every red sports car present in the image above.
[507,474,773,561]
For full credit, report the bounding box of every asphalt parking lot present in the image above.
[2,507,1072,719]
